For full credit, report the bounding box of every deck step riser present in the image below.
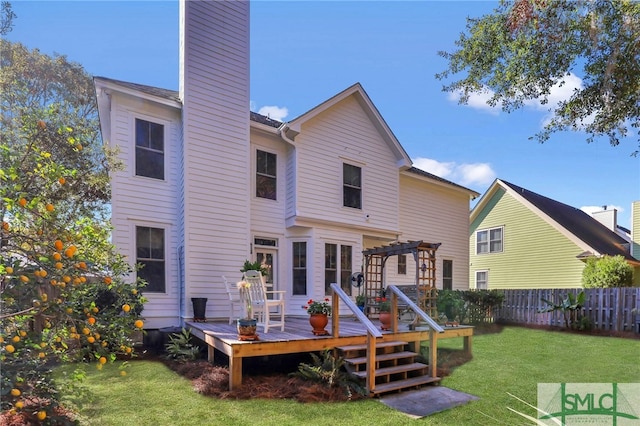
[338,340,439,396]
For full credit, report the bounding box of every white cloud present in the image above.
[412,157,496,187]
[257,105,288,121]
[448,88,500,115]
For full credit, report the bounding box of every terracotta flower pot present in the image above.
[309,313,329,336]
[379,312,392,330]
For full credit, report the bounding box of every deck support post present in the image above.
[229,356,243,390]
[428,328,437,378]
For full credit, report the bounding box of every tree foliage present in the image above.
[0,1,16,36]
[437,0,640,152]
[582,255,634,288]
[1,40,145,422]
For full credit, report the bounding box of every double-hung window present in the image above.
[292,242,307,296]
[135,118,164,180]
[476,227,503,254]
[443,260,453,290]
[397,254,407,275]
[475,271,488,290]
[136,226,165,292]
[343,163,361,209]
[324,243,353,295]
[256,150,276,200]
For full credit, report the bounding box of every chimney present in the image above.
[592,207,617,232]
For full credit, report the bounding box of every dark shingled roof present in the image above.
[407,167,478,195]
[501,180,635,262]
[94,77,280,128]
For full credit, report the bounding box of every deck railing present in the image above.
[330,283,382,393]
[386,285,444,333]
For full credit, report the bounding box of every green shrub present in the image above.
[582,255,633,288]
[461,290,505,324]
[165,328,200,362]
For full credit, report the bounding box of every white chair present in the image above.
[243,270,285,333]
[223,276,243,325]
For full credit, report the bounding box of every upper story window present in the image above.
[256,150,276,200]
[136,226,166,293]
[135,118,164,180]
[476,226,503,254]
[343,163,361,209]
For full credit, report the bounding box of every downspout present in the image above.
[178,245,185,325]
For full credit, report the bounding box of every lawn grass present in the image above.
[66,326,639,425]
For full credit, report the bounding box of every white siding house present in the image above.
[94,0,478,329]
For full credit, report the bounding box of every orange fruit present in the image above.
[53,252,62,261]
[82,327,90,335]
[122,304,131,313]
[18,198,27,208]
[87,336,95,344]
[134,320,144,329]
[5,266,13,274]
[131,289,138,295]
[19,275,29,283]
[39,352,46,359]
[87,317,96,325]
[59,177,66,185]
[19,331,26,337]
[62,276,71,283]
[54,240,64,251]
[2,221,9,231]
[37,411,46,421]
[12,336,20,343]
[91,307,98,313]
[103,276,112,285]
[70,327,77,333]
[64,246,77,258]
[120,370,127,376]
[76,144,83,151]
[39,269,47,278]
[93,332,100,339]
[6,344,15,353]
[10,388,20,396]
[125,347,132,354]
[99,356,107,364]
[37,120,46,129]
[0,337,3,343]
[45,203,54,212]
[54,262,63,270]
[14,401,23,409]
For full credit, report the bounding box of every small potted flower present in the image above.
[376,297,392,330]
[304,298,331,335]
[236,280,258,340]
[355,294,366,312]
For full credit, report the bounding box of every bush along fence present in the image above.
[496,287,640,333]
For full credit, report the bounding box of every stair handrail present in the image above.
[329,283,382,338]
[386,285,444,333]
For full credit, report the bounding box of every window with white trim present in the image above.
[135,118,164,180]
[476,227,503,254]
[475,270,488,290]
[443,259,453,290]
[324,243,352,295]
[292,242,307,296]
[343,163,361,209]
[136,226,165,292]
[256,150,276,200]
[397,254,407,275]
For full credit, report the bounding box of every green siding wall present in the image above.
[470,188,586,289]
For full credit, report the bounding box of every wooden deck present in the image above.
[186,316,473,391]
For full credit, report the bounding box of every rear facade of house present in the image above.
[94,1,478,329]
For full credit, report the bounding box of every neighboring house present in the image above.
[469,179,640,289]
[94,1,478,329]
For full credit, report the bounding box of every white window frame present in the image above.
[131,113,169,182]
[475,270,488,290]
[342,163,362,209]
[255,149,277,200]
[134,223,168,294]
[324,242,353,296]
[476,226,503,254]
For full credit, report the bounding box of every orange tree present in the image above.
[1,40,146,423]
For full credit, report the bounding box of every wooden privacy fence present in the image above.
[496,288,640,332]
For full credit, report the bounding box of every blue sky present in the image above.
[6,1,639,228]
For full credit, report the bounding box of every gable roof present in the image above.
[404,167,479,199]
[472,179,638,264]
[284,83,412,169]
[93,76,280,127]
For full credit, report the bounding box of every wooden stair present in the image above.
[337,340,440,396]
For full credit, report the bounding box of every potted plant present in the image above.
[240,259,269,276]
[236,280,258,340]
[355,294,366,312]
[376,297,392,330]
[304,298,331,335]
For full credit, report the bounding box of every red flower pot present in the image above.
[309,313,329,336]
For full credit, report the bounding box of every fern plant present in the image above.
[165,328,200,362]
[291,350,366,399]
